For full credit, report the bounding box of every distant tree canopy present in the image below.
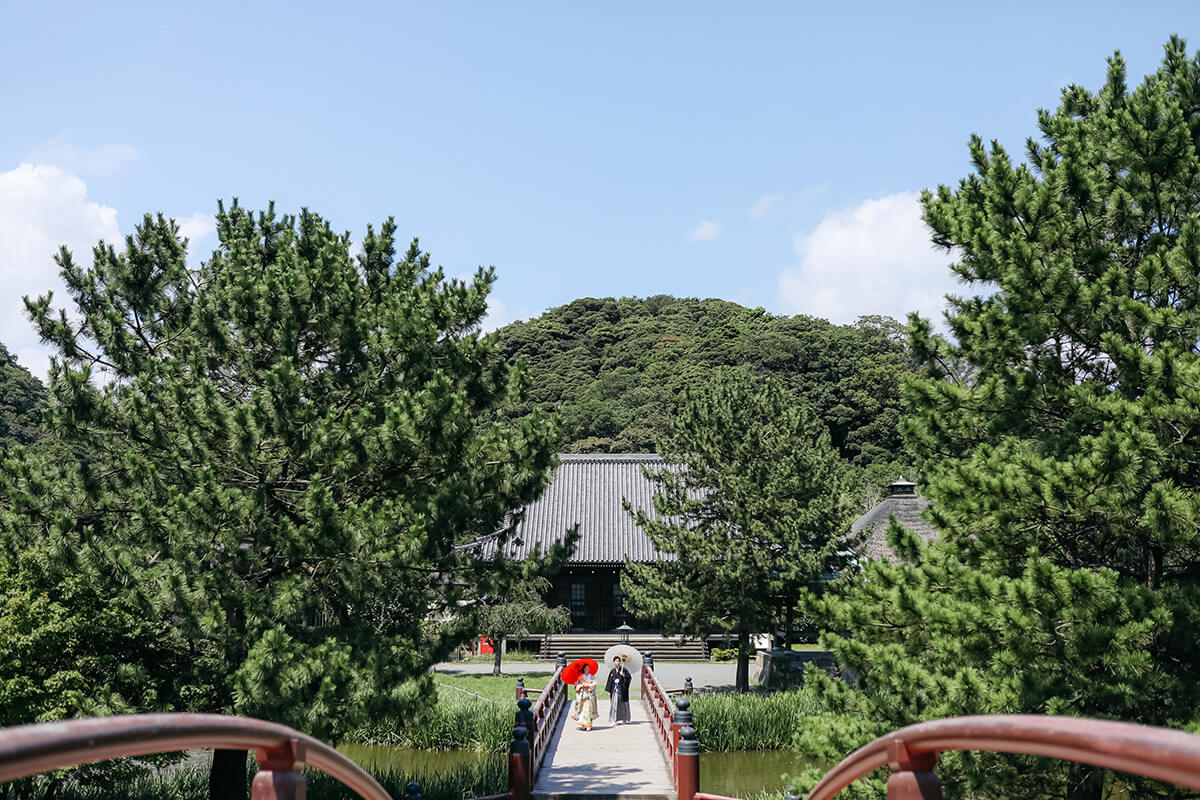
[0,343,46,447]
[495,296,915,469]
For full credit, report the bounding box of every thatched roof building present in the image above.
[848,478,940,563]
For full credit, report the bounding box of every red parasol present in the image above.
[561,657,599,685]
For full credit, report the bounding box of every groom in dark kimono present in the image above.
[606,655,632,724]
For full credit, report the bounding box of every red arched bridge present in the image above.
[4,651,1200,800]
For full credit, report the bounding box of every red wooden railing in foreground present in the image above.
[805,714,1200,800]
[0,713,390,800]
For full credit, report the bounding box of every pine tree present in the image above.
[803,38,1200,800]
[622,368,855,691]
[5,203,561,755]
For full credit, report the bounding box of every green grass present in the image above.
[343,672,550,752]
[433,672,550,700]
[456,652,547,664]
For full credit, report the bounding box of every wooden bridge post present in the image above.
[516,677,526,701]
[885,739,942,800]
[684,677,693,695]
[556,651,567,668]
[672,697,692,764]
[509,725,531,800]
[677,725,700,800]
[251,739,305,800]
[405,782,421,800]
[515,698,536,737]
[644,651,654,671]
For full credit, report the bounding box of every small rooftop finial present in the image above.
[889,476,917,497]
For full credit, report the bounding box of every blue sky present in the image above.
[2,1,1197,378]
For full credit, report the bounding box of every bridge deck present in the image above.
[533,692,674,800]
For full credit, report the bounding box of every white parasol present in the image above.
[602,643,643,675]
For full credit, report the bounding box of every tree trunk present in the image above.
[209,749,249,800]
[492,638,503,676]
[1065,762,1104,800]
[735,630,751,692]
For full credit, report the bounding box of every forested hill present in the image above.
[0,343,46,447]
[1,295,916,470]
[494,296,914,467]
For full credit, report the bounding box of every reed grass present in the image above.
[690,688,825,751]
[306,756,506,800]
[1,769,210,800]
[344,673,549,752]
[7,757,504,800]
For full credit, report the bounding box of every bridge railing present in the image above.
[639,651,704,800]
[804,714,1200,799]
[0,713,391,800]
[637,661,1200,800]
[501,651,568,800]
[522,656,567,786]
[641,655,679,783]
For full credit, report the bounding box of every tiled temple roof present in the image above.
[485,454,675,565]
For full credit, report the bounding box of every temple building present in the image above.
[481,455,938,657]
[500,453,670,632]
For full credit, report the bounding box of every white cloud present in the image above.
[27,137,139,177]
[176,212,214,244]
[749,193,783,218]
[0,163,123,380]
[175,212,217,264]
[777,191,957,325]
[689,220,720,241]
[14,347,51,386]
[479,296,511,333]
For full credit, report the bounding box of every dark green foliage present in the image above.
[803,38,1200,800]
[0,568,189,725]
[495,297,914,468]
[622,369,856,691]
[2,202,562,743]
[0,343,46,447]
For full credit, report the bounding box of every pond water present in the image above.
[701,751,818,798]
[338,744,814,798]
